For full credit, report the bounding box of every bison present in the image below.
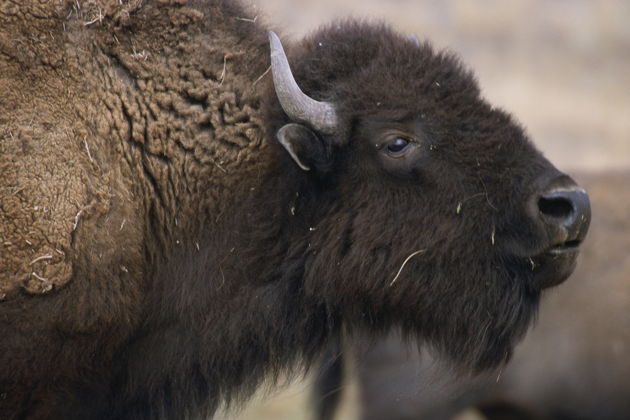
[312,171,627,420]
[0,0,590,419]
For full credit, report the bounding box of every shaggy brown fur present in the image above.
[0,1,587,419]
[312,172,629,420]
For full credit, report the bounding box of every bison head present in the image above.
[266,23,590,371]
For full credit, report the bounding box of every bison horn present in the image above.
[268,31,338,135]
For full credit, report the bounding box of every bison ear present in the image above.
[276,123,331,173]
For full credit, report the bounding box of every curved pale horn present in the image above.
[268,31,338,135]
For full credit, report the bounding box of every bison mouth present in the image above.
[528,238,582,290]
[545,239,582,256]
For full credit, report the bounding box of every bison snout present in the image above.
[536,178,591,252]
[525,175,591,290]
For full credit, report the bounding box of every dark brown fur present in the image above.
[313,171,630,420]
[0,1,583,419]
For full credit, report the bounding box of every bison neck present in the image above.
[93,155,338,419]
[64,3,338,416]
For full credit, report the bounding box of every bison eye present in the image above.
[385,137,413,157]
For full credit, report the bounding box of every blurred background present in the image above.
[220,1,630,419]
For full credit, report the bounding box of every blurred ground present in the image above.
[224,1,630,419]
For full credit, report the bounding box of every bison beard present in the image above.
[311,172,630,420]
[0,0,589,419]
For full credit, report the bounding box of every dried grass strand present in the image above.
[30,255,53,265]
[389,249,426,286]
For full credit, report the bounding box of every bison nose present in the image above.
[537,177,591,247]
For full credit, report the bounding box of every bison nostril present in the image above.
[534,180,591,243]
[538,196,574,220]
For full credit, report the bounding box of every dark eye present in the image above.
[385,137,413,156]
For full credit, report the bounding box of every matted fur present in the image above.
[0,1,583,419]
